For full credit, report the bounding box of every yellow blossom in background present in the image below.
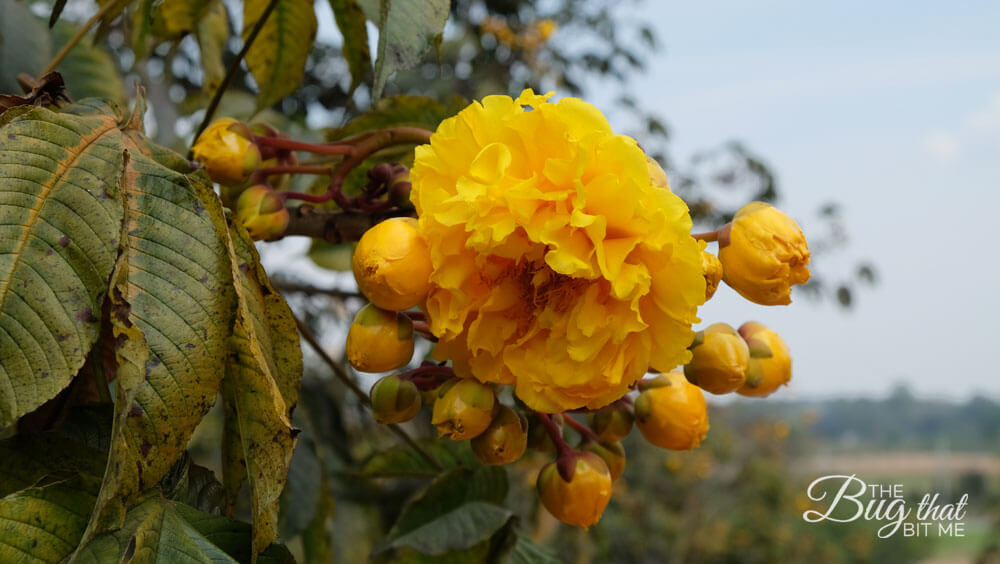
[411,90,706,412]
[719,202,811,305]
[536,19,557,40]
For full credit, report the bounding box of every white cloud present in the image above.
[920,131,961,164]
[966,92,1000,132]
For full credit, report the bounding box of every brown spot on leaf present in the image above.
[58,235,70,247]
[75,308,97,323]
[128,403,143,417]
[139,441,152,457]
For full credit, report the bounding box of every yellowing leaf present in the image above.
[221,221,302,560]
[0,105,126,427]
[196,1,230,93]
[75,493,295,562]
[0,478,97,563]
[155,0,215,36]
[243,0,318,110]
[85,152,236,535]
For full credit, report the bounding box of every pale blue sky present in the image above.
[608,0,1000,400]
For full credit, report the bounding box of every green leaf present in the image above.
[0,407,114,562]
[243,0,318,110]
[0,0,52,94]
[329,0,371,92]
[307,240,355,271]
[74,493,295,563]
[195,1,230,93]
[51,22,127,107]
[505,535,560,564]
[389,467,508,538]
[0,404,110,497]
[358,0,449,100]
[300,469,334,563]
[379,502,513,557]
[279,438,322,539]
[362,441,480,478]
[221,221,302,558]
[0,477,97,563]
[0,105,126,427]
[82,145,237,538]
[0,432,107,497]
[174,503,296,563]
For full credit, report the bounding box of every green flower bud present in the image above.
[471,406,528,465]
[588,403,634,443]
[370,374,422,424]
[236,185,290,241]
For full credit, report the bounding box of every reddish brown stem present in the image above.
[412,321,437,342]
[399,363,454,390]
[325,127,432,207]
[692,230,720,242]
[563,415,600,444]
[403,311,427,322]
[252,135,354,156]
[539,413,580,481]
[259,164,331,176]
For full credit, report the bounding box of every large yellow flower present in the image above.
[411,90,705,412]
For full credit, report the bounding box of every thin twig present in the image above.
[293,314,443,470]
[41,0,125,76]
[272,280,362,299]
[189,0,281,152]
[563,415,599,443]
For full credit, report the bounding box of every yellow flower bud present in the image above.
[235,185,290,240]
[191,118,260,185]
[346,304,414,373]
[369,374,422,424]
[635,370,709,450]
[684,322,749,394]
[736,321,792,397]
[581,441,626,483]
[352,218,433,311]
[587,404,634,443]
[701,247,723,300]
[718,202,811,306]
[537,452,612,528]
[471,405,528,465]
[431,378,496,440]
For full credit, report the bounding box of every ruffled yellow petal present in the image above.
[412,91,706,412]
